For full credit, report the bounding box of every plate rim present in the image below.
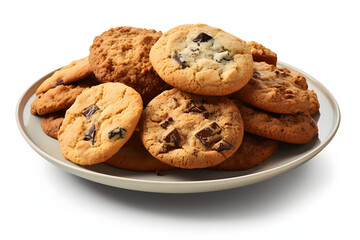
[16,61,341,193]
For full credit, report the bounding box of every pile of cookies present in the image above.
[31,24,320,173]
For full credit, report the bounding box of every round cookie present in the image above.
[140,88,244,169]
[36,57,93,95]
[233,61,320,115]
[40,110,66,139]
[105,131,174,172]
[31,74,99,115]
[238,103,318,144]
[89,26,170,103]
[58,83,143,165]
[210,133,279,171]
[149,24,253,96]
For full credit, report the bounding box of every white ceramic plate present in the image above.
[16,62,340,193]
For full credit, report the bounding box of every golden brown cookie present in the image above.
[31,75,99,115]
[238,103,318,144]
[105,131,174,172]
[233,61,320,115]
[89,26,170,103]
[40,110,66,139]
[58,83,143,165]
[210,133,279,170]
[149,24,253,96]
[140,88,244,169]
[36,57,93,95]
[246,41,277,65]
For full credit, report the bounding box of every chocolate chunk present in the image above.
[108,127,126,140]
[209,122,221,131]
[163,128,181,146]
[212,139,233,152]
[192,32,213,43]
[161,128,181,152]
[84,124,96,144]
[82,104,100,119]
[195,122,222,147]
[203,112,210,119]
[184,100,206,113]
[52,79,64,88]
[173,53,186,68]
[160,117,174,129]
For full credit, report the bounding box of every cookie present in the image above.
[140,88,244,169]
[233,61,320,115]
[40,110,66,139]
[210,133,279,170]
[246,41,277,65]
[36,57,93,95]
[238,103,318,144]
[31,74,99,115]
[89,26,170,103]
[105,131,174,172]
[58,82,143,165]
[149,24,253,96]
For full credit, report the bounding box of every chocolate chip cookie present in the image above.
[89,26,170,103]
[58,82,143,165]
[210,133,279,170]
[233,61,320,115]
[149,24,253,96]
[238,103,318,144]
[36,57,93,95]
[140,88,244,169]
[31,74,99,115]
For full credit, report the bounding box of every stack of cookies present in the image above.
[30,24,320,173]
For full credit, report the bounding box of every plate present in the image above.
[16,62,341,193]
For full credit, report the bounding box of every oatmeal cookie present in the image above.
[89,26,170,103]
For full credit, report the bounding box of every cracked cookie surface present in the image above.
[31,74,99,115]
[89,26,170,103]
[36,57,93,95]
[238,102,319,144]
[149,24,253,96]
[233,62,320,115]
[139,88,244,169]
[58,82,143,165]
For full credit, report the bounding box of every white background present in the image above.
[1,0,358,239]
